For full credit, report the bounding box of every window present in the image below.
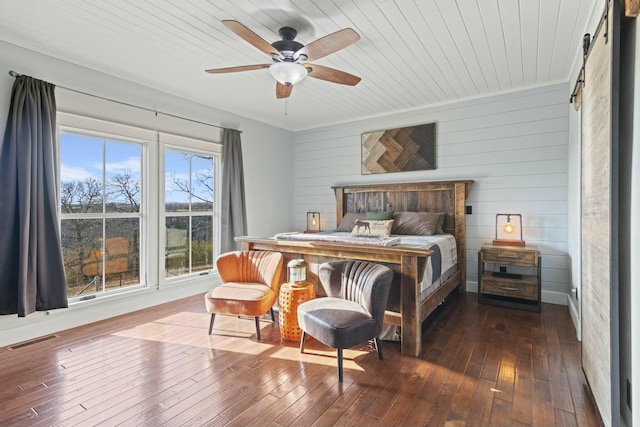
[59,131,143,299]
[162,140,220,280]
[57,114,222,300]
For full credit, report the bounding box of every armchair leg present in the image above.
[270,308,275,322]
[208,313,216,335]
[337,348,344,382]
[254,316,261,340]
[374,337,383,360]
[300,331,307,353]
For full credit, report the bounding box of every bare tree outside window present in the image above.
[107,170,140,213]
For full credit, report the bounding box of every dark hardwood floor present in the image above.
[0,292,603,426]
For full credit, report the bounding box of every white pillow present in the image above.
[351,219,394,237]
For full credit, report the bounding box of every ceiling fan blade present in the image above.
[276,82,293,99]
[222,20,282,59]
[306,64,361,86]
[205,64,270,74]
[295,28,360,62]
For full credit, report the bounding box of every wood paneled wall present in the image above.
[293,83,570,302]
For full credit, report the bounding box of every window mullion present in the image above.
[101,218,106,292]
[102,138,106,214]
[189,154,192,274]
[101,139,106,292]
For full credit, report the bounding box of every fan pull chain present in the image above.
[285,97,289,115]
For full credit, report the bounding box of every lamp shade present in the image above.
[269,62,308,86]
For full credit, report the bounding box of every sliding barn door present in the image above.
[581,2,619,427]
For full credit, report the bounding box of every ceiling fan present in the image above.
[206,20,361,99]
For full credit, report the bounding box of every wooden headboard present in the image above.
[332,179,474,283]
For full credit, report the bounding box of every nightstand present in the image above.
[478,244,541,312]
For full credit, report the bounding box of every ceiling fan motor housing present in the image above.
[272,27,304,60]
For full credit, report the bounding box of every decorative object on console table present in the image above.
[493,213,525,247]
[287,259,307,287]
[478,244,541,312]
[306,211,320,233]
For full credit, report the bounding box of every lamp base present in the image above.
[492,239,526,247]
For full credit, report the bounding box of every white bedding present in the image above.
[274,231,401,247]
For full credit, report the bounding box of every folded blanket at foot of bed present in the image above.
[274,231,400,247]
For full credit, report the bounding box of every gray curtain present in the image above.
[0,76,68,316]
[220,128,247,253]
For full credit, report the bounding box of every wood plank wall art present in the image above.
[361,123,436,174]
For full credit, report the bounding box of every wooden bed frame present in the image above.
[236,179,473,357]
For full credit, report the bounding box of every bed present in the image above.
[236,179,473,357]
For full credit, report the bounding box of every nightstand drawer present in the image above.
[481,275,538,301]
[481,247,537,266]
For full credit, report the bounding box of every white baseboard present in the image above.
[542,290,569,306]
[466,281,479,293]
[466,281,568,306]
[0,275,219,348]
[567,293,581,341]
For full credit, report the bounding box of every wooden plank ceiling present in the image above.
[0,0,600,131]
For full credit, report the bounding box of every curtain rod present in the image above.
[8,70,241,134]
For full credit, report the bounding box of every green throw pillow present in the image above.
[366,210,394,220]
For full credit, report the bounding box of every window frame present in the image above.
[159,133,222,285]
[56,113,223,302]
[57,124,149,300]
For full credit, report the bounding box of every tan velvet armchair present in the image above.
[204,251,283,340]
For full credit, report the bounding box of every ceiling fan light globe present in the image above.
[269,62,308,86]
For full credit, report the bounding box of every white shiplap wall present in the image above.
[293,83,570,303]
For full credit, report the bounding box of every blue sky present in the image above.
[60,133,141,181]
